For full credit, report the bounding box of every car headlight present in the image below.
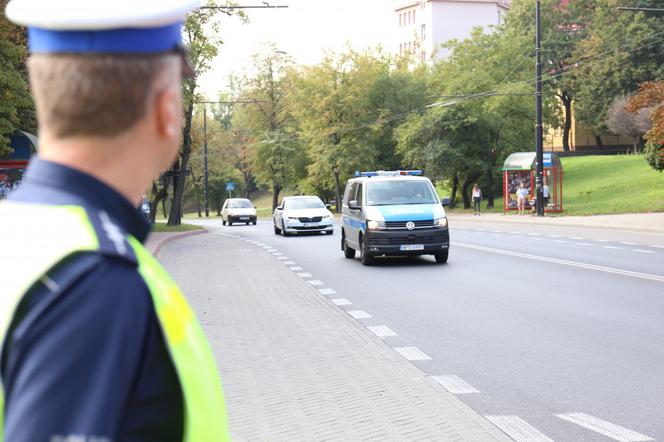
[287,216,298,221]
[367,220,386,230]
[323,215,333,220]
[435,217,448,228]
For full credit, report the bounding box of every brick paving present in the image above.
[158,233,509,442]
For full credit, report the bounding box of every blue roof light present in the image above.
[357,170,423,177]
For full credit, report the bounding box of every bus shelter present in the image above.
[0,131,38,199]
[501,152,563,214]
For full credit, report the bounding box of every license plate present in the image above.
[400,244,424,251]
[239,217,249,220]
[304,222,318,227]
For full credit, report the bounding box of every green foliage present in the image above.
[572,0,664,135]
[644,142,664,172]
[0,0,34,155]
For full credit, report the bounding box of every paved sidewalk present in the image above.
[157,233,509,442]
[449,211,664,233]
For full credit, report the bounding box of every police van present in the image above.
[341,170,450,266]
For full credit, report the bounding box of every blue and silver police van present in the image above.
[341,170,450,266]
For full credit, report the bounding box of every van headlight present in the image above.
[435,217,448,228]
[367,220,386,230]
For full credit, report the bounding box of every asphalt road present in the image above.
[192,217,664,442]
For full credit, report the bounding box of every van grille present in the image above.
[385,220,434,230]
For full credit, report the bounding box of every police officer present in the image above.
[0,1,229,441]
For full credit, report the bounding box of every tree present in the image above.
[0,0,35,155]
[628,81,664,171]
[606,95,651,153]
[167,2,245,225]
[235,46,303,210]
[573,0,664,142]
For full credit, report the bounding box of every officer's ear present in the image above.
[154,85,181,140]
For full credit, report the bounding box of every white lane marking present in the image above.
[528,233,541,236]
[652,245,664,249]
[530,237,543,241]
[553,239,568,243]
[289,266,304,271]
[598,239,611,243]
[555,412,654,441]
[394,346,431,361]
[486,415,553,442]
[633,249,655,254]
[455,242,664,283]
[347,310,372,319]
[620,242,638,246]
[367,325,398,337]
[255,243,265,246]
[602,245,623,250]
[277,256,289,260]
[284,261,297,266]
[571,237,584,240]
[265,248,277,253]
[492,230,503,233]
[510,231,521,235]
[432,375,480,394]
[576,242,592,246]
[331,298,351,306]
[319,288,337,295]
[548,234,562,238]
[272,252,284,256]
[297,272,313,278]
[308,280,324,286]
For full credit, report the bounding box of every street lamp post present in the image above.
[203,105,209,217]
[535,0,544,216]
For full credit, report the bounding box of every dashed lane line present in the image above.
[307,280,324,286]
[555,412,654,441]
[633,249,655,254]
[331,298,351,306]
[456,242,664,283]
[432,375,480,394]
[289,266,304,271]
[575,242,592,246]
[347,310,372,319]
[485,415,553,442]
[367,325,398,338]
[553,239,568,243]
[283,261,297,266]
[271,252,284,256]
[297,272,313,278]
[277,256,289,260]
[602,245,623,250]
[620,242,638,246]
[319,288,337,296]
[393,346,431,361]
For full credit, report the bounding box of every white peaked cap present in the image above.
[6,0,201,30]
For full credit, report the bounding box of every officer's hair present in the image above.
[28,54,179,138]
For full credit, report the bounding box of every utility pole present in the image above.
[535,0,544,216]
[203,105,209,217]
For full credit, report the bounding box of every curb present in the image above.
[449,214,664,234]
[149,229,207,256]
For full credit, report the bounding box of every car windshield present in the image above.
[284,198,325,210]
[228,200,253,209]
[365,180,438,206]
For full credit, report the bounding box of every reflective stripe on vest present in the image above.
[0,203,230,442]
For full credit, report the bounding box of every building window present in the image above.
[421,24,426,41]
[408,11,411,24]
[413,10,416,24]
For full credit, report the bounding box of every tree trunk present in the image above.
[595,135,604,150]
[486,169,495,209]
[149,180,169,224]
[168,99,194,226]
[561,92,572,152]
[333,170,342,214]
[272,184,281,211]
[461,173,482,209]
[450,173,459,208]
[196,187,202,218]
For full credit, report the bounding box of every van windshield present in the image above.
[365,180,439,206]
[228,199,253,208]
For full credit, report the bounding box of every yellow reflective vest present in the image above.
[0,202,230,442]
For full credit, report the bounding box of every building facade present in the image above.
[395,0,510,62]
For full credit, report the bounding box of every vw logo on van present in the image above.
[406,221,415,231]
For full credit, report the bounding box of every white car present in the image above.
[273,196,334,236]
[222,198,257,226]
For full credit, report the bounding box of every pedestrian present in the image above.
[0,1,230,441]
[516,182,528,216]
[471,183,482,215]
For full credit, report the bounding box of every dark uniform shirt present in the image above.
[1,159,183,442]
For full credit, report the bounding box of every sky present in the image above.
[198,0,395,98]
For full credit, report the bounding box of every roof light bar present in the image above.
[355,170,423,177]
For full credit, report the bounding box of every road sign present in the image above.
[226,181,235,192]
